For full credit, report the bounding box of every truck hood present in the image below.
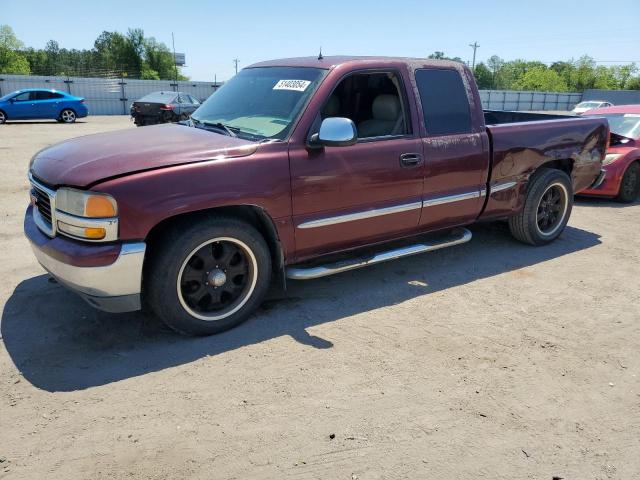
[30,123,258,187]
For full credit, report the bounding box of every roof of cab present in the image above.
[247,56,464,70]
[582,104,640,115]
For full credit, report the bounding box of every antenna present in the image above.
[318,47,323,61]
[233,58,240,75]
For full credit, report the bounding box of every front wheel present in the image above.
[59,109,77,123]
[509,168,573,245]
[145,217,272,335]
[616,162,639,203]
[0,110,6,124]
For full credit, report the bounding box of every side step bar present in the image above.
[286,227,472,280]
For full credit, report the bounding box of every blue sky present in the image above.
[3,0,639,81]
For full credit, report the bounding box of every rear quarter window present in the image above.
[415,69,472,135]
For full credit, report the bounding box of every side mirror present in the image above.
[310,117,357,147]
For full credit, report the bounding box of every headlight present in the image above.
[54,188,118,241]
[56,188,117,218]
[603,154,622,166]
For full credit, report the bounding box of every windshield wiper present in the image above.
[192,117,238,137]
[192,117,269,141]
[203,121,238,137]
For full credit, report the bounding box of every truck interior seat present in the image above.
[357,94,401,137]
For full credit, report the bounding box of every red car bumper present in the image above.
[579,162,625,197]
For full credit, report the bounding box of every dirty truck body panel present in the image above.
[25,56,608,324]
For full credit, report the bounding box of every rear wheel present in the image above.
[0,110,6,124]
[60,109,76,123]
[616,162,639,203]
[146,217,272,336]
[509,168,573,245]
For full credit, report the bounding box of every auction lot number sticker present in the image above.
[273,80,311,92]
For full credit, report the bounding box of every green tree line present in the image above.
[430,51,640,91]
[0,25,187,80]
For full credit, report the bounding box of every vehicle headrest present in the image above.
[372,94,401,121]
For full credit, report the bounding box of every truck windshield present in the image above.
[191,67,326,140]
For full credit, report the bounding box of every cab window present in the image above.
[414,68,472,135]
[321,71,410,140]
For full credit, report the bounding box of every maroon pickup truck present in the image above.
[25,56,608,335]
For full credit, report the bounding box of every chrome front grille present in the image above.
[29,174,56,237]
[32,185,52,226]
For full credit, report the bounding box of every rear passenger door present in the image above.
[414,68,490,230]
[34,91,61,118]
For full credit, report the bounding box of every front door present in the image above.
[289,69,424,261]
[7,91,36,119]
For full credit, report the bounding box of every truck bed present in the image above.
[483,109,573,125]
[480,114,609,221]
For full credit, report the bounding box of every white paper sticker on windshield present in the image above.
[273,80,311,92]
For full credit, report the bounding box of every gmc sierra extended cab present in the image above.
[25,57,608,335]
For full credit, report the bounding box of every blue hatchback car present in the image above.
[0,88,88,124]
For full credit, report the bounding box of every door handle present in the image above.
[399,153,423,167]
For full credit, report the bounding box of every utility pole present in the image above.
[171,32,178,91]
[233,58,239,75]
[469,41,480,70]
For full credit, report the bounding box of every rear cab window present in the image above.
[414,69,472,135]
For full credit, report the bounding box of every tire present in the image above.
[59,109,77,123]
[0,110,6,124]
[509,168,573,246]
[145,216,272,336]
[616,162,639,203]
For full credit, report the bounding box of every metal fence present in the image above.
[0,74,221,115]
[0,74,585,115]
[479,90,582,111]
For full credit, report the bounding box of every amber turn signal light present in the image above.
[84,227,107,239]
[85,196,117,217]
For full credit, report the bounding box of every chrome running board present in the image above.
[286,227,472,280]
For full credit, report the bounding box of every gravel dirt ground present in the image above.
[1,116,639,480]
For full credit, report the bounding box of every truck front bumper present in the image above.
[24,206,145,313]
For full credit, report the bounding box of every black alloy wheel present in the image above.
[178,238,255,320]
[536,183,568,235]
